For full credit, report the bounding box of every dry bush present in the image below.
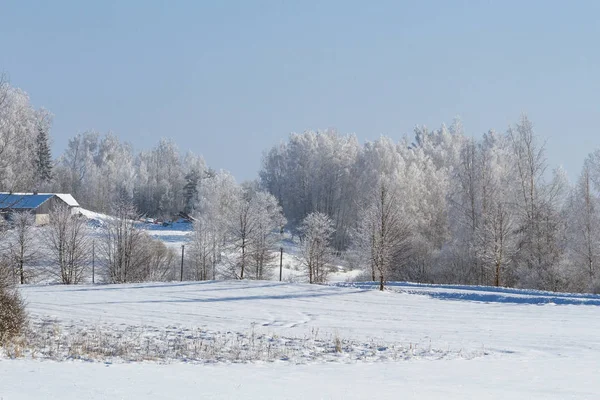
[0,249,27,345]
[0,258,13,290]
[0,287,27,345]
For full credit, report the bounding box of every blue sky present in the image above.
[1,0,599,181]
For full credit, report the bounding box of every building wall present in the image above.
[35,213,49,225]
[34,197,73,225]
[36,196,62,215]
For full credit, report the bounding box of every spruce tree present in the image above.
[183,169,201,214]
[35,122,53,187]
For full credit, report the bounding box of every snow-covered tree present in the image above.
[45,204,91,284]
[247,189,286,280]
[260,129,359,249]
[102,196,146,283]
[565,157,600,291]
[354,178,412,290]
[193,170,239,277]
[182,152,207,216]
[33,109,53,190]
[508,115,568,290]
[134,139,184,218]
[0,81,40,191]
[189,215,218,280]
[300,212,335,283]
[8,212,37,284]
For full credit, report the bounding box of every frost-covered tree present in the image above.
[102,196,146,283]
[134,139,184,218]
[52,132,137,213]
[45,204,91,284]
[355,178,412,290]
[0,81,40,191]
[193,170,239,277]
[300,212,335,283]
[508,115,568,290]
[183,169,202,215]
[33,109,53,190]
[189,215,217,280]
[260,129,359,249]
[8,212,37,284]
[182,152,207,216]
[247,190,286,280]
[94,133,135,212]
[54,131,99,205]
[226,184,272,279]
[476,201,516,287]
[472,132,519,286]
[565,157,600,291]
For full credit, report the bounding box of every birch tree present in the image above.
[45,204,91,284]
[102,197,146,283]
[355,179,412,290]
[8,212,37,285]
[300,212,335,283]
[248,191,286,280]
[565,157,600,290]
[189,215,216,280]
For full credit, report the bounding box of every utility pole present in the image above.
[279,225,284,282]
[180,244,185,282]
[279,247,283,282]
[92,240,95,284]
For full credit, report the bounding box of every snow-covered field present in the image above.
[2,280,600,399]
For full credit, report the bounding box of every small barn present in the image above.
[0,193,80,225]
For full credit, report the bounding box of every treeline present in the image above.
[0,76,53,192]
[51,132,206,218]
[260,120,600,293]
[0,76,206,218]
[3,77,600,292]
[0,78,287,285]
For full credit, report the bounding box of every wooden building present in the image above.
[0,193,80,225]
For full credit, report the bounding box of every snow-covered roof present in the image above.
[52,193,79,207]
[0,192,80,209]
[0,193,54,209]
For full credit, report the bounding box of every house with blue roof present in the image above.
[0,193,80,225]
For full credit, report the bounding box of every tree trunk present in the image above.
[494,262,500,287]
[240,240,245,279]
[379,273,384,291]
[371,262,375,281]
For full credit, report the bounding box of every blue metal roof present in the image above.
[0,194,54,209]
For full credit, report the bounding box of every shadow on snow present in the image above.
[337,282,600,306]
[79,287,370,306]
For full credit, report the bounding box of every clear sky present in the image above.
[1,0,599,182]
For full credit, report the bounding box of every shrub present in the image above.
[0,261,12,290]
[0,287,27,345]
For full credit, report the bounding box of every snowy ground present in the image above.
[2,281,600,398]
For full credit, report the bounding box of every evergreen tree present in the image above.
[34,113,53,188]
[183,169,201,214]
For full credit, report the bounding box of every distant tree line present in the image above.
[260,120,600,292]
[3,76,600,292]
